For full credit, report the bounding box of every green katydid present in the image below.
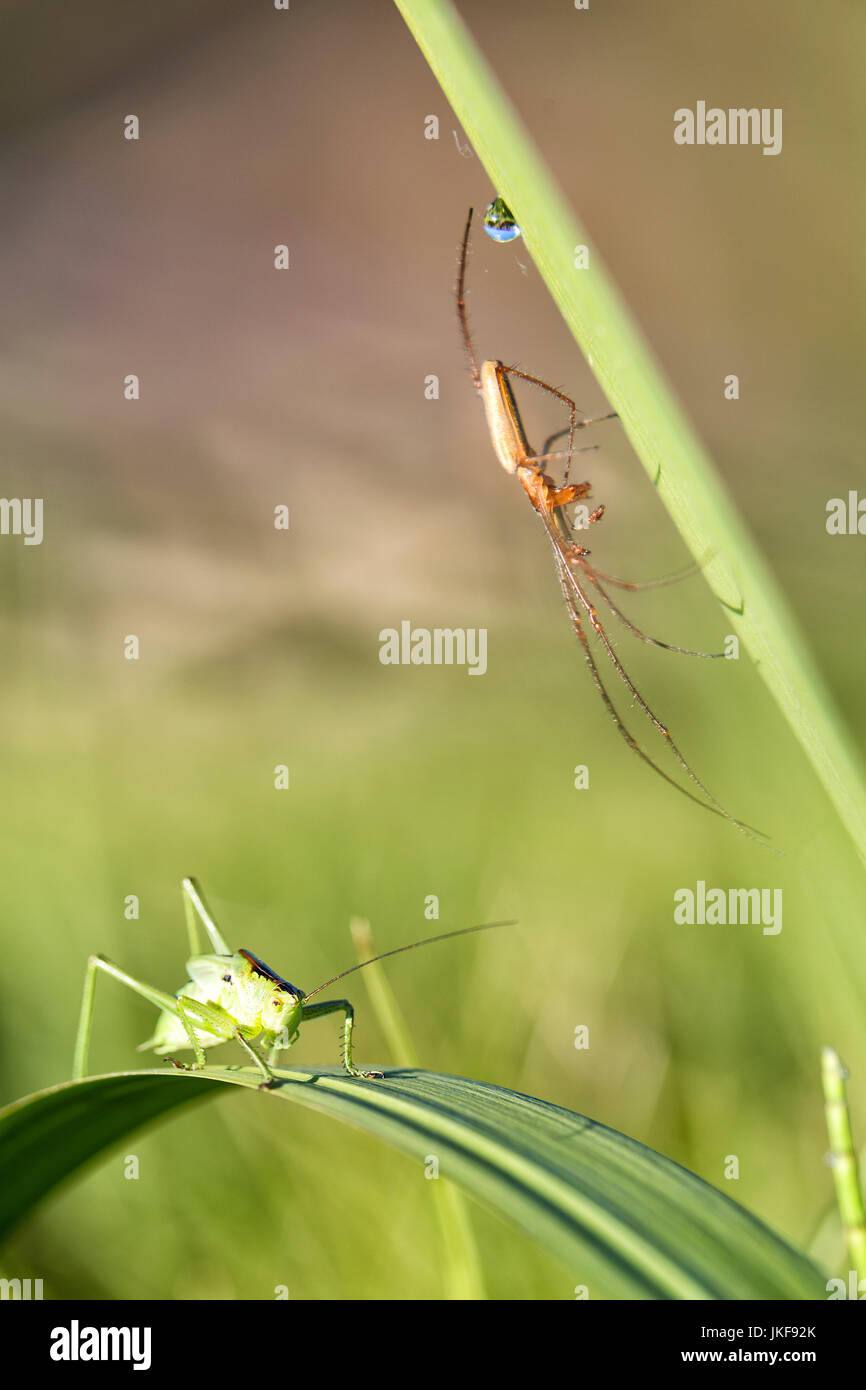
[73,877,513,1087]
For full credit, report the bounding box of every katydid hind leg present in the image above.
[73,954,186,1081]
[182,876,231,956]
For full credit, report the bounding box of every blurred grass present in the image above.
[350,915,487,1299]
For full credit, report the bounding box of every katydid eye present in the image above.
[222,974,231,983]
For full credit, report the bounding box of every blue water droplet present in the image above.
[483,197,521,243]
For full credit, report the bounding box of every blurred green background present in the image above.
[0,0,864,1299]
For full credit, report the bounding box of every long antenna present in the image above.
[456,206,482,392]
[302,919,516,1003]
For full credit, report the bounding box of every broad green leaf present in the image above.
[0,1067,823,1299]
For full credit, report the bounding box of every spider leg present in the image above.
[542,518,773,847]
[556,565,731,816]
[585,560,705,592]
[576,561,726,659]
[501,366,616,485]
[538,420,616,465]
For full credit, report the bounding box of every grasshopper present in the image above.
[73,878,512,1087]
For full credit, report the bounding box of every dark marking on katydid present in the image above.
[239,949,297,992]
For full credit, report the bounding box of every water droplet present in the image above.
[483,197,521,243]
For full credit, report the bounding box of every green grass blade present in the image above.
[394,0,866,868]
[351,916,485,1299]
[0,1068,824,1299]
[0,1072,216,1249]
[821,1046,866,1280]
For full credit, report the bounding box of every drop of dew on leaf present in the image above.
[483,197,521,243]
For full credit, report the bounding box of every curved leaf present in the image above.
[0,1066,823,1299]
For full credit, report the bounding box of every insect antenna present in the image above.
[302,919,516,1003]
[456,206,482,392]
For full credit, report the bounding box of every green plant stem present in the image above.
[394,0,866,868]
[821,1046,866,1282]
[350,917,485,1300]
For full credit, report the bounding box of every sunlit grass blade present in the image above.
[821,1046,866,1280]
[351,916,485,1299]
[0,1068,824,1299]
[394,0,866,869]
